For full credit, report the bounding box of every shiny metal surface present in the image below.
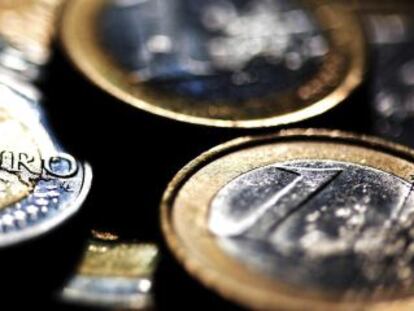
[162,129,414,310]
[62,0,365,127]
[0,82,92,246]
[210,160,414,290]
[101,0,326,101]
[0,0,93,247]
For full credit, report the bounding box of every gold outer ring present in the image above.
[60,1,366,128]
[161,129,414,310]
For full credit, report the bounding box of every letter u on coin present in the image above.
[61,0,365,128]
[162,129,414,310]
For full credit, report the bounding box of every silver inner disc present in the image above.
[209,160,414,291]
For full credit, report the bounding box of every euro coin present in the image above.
[61,0,365,128]
[162,129,414,310]
[0,78,92,303]
[0,79,92,247]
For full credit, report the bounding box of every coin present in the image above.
[162,129,414,310]
[61,0,365,128]
[0,80,92,246]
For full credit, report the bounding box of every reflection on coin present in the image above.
[61,0,365,128]
[62,232,159,309]
[162,129,414,310]
[0,83,92,247]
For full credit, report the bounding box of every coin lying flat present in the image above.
[0,80,92,247]
[61,0,365,128]
[162,129,414,310]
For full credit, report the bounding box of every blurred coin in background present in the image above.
[61,0,365,128]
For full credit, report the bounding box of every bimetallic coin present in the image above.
[0,80,92,247]
[61,0,365,128]
[162,129,414,310]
